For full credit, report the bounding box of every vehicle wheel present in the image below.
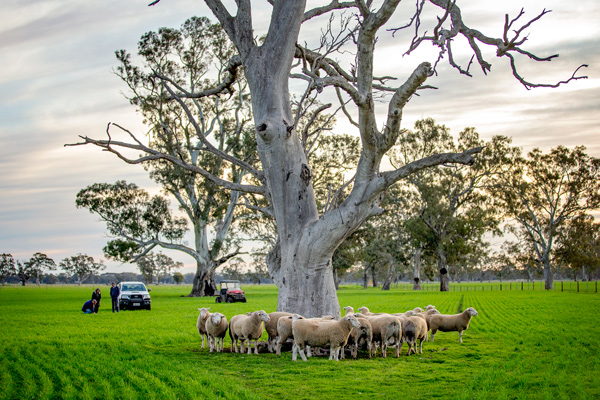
[226,297,234,303]
[147,305,151,311]
[242,298,247,303]
[215,297,222,303]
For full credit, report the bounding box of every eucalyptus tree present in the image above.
[59,254,106,286]
[492,145,600,289]
[0,253,16,286]
[76,181,187,258]
[137,251,183,284]
[11,253,56,286]
[73,1,585,316]
[78,17,256,296]
[390,119,509,291]
[555,215,600,281]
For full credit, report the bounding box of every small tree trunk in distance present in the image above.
[371,265,378,288]
[543,258,554,290]
[381,260,394,291]
[363,265,369,289]
[413,247,422,290]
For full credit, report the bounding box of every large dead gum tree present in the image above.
[73,1,586,316]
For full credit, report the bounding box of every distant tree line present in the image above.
[0,251,184,286]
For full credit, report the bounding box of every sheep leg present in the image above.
[254,339,260,355]
[367,342,372,359]
[292,344,297,361]
[430,330,436,342]
[459,331,463,343]
[419,338,424,354]
[209,336,214,353]
[297,344,308,362]
[306,345,312,358]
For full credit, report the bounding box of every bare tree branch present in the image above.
[66,131,266,195]
[381,146,484,188]
[303,1,357,21]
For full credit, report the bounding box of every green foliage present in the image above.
[76,181,188,262]
[386,119,509,282]
[0,254,16,285]
[59,254,105,285]
[0,285,598,399]
[137,252,183,284]
[491,145,600,284]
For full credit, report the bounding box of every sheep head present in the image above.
[343,315,361,328]
[210,313,224,325]
[343,306,354,315]
[358,306,370,314]
[465,307,478,317]
[199,307,210,319]
[256,310,270,322]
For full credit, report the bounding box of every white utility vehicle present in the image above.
[118,281,151,310]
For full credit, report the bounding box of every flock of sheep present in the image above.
[196,305,479,361]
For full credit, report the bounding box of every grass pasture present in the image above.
[0,284,598,400]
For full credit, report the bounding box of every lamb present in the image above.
[196,307,211,349]
[413,307,424,313]
[402,316,428,355]
[205,312,228,353]
[229,310,270,354]
[265,312,293,353]
[425,305,436,311]
[292,314,360,361]
[429,307,478,343]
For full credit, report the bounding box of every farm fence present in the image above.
[388,280,599,293]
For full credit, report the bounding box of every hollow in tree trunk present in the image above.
[187,261,217,297]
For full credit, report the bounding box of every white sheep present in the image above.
[292,314,360,361]
[415,308,441,341]
[402,316,428,355]
[275,315,335,356]
[359,314,402,358]
[429,307,478,343]
[196,307,211,349]
[229,310,270,354]
[357,306,386,316]
[425,305,436,311]
[343,306,373,359]
[265,311,293,353]
[205,312,228,353]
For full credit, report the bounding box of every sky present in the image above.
[1,0,599,275]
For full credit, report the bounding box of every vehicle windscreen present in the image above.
[122,284,147,291]
[223,282,241,289]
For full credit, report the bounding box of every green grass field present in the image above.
[0,284,598,400]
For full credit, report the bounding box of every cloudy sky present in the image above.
[1,0,598,274]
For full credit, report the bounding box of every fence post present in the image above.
[500,283,503,291]
[596,281,598,293]
[577,281,580,293]
[561,281,563,292]
[521,281,524,291]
